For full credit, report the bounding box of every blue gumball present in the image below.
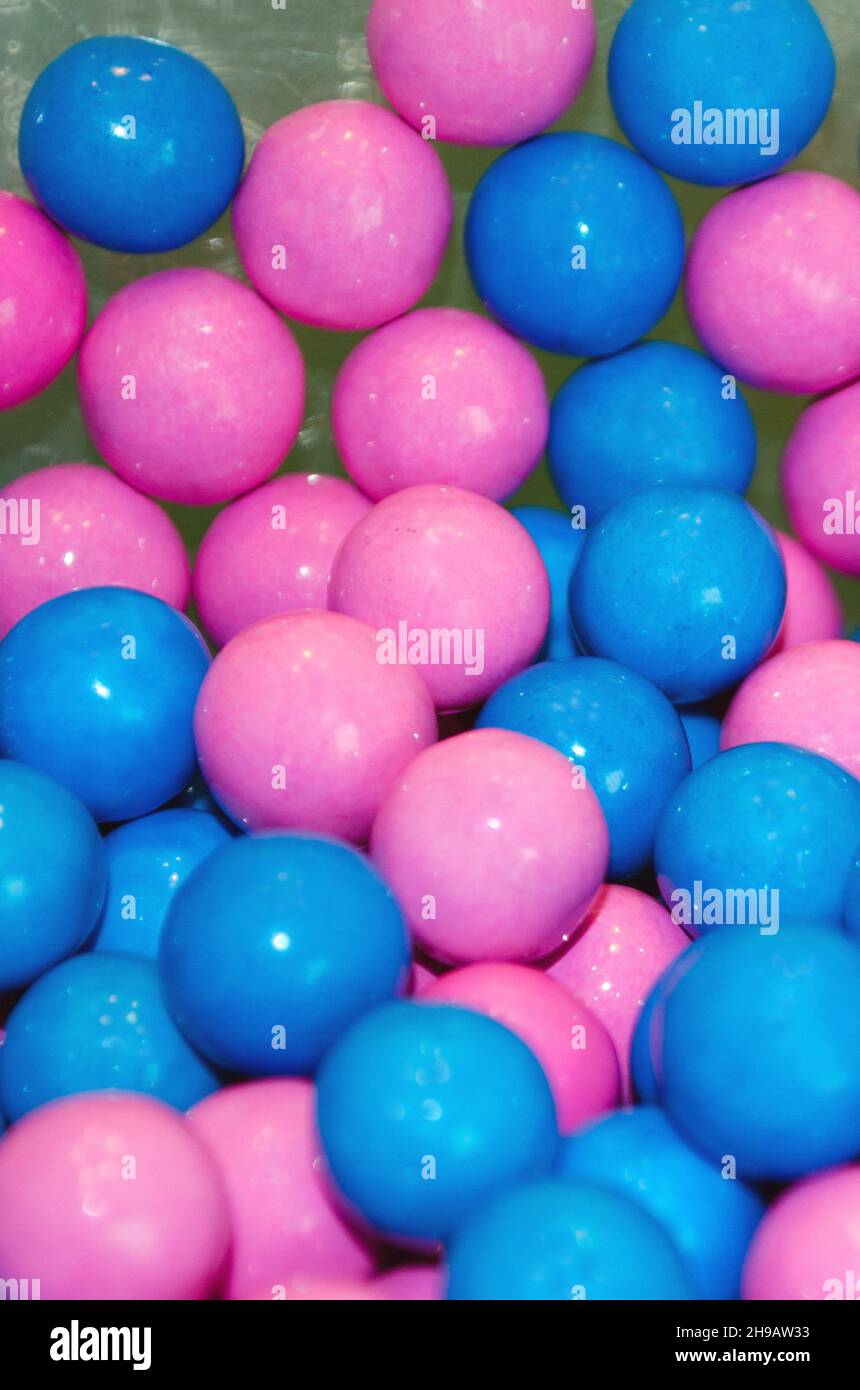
[851,626,860,642]
[477,657,690,879]
[548,342,756,525]
[845,853,859,941]
[19,36,244,253]
[677,704,721,770]
[0,587,210,823]
[465,133,684,358]
[508,507,584,660]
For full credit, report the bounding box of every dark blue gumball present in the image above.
[677,704,722,770]
[508,507,584,660]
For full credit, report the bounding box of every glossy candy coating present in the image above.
[742,1166,860,1302]
[846,855,860,941]
[509,506,583,661]
[677,705,721,770]
[781,381,860,577]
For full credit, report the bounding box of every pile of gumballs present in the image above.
[1,0,860,1303]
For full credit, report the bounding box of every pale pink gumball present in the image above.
[742,1166,860,1301]
[769,532,843,656]
[367,0,596,146]
[332,308,549,502]
[545,884,689,1101]
[0,462,190,638]
[193,473,371,648]
[0,1092,229,1300]
[781,381,860,577]
[233,100,453,331]
[371,728,609,963]
[78,267,305,505]
[329,484,550,709]
[0,191,87,410]
[686,173,860,394]
[409,958,444,994]
[194,609,437,840]
[721,640,860,782]
[373,1264,445,1300]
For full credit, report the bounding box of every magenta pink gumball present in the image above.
[742,1166,860,1301]
[769,532,842,657]
[722,639,860,782]
[371,728,609,963]
[78,267,305,505]
[332,308,549,502]
[0,462,190,638]
[329,484,550,709]
[686,173,860,395]
[781,382,860,577]
[194,609,436,839]
[193,472,371,648]
[0,1093,229,1300]
[233,100,452,331]
[0,191,87,410]
[545,885,689,1101]
[367,0,595,146]
[373,1264,445,1300]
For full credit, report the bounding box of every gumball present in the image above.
[316,1001,558,1243]
[677,705,721,770]
[329,485,549,709]
[686,173,860,394]
[559,1107,764,1301]
[509,507,583,661]
[629,949,693,1105]
[477,657,691,879]
[90,809,233,960]
[248,1278,384,1302]
[549,343,756,525]
[465,133,684,357]
[193,473,371,648]
[19,36,243,253]
[332,309,548,503]
[0,952,218,1122]
[0,191,86,410]
[781,382,860,577]
[0,463,190,638]
[0,1092,229,1299]
[233,100,452,331]
[846,856,860,941]
[371,729,608,964]
[367,0,595,146]
[0,760,106,991]
[722,640,860,781]
[852,628,860,643]
[0,587,210,822]
[569,487,786,703]
[78,269,305,506]
[188,1079,374,1300]
[447,1179,692,1300]
[194,610,436,840]
[742,1166,860,1302]
[770,532,843,653]
[608,0,834,187]
[373,1265,444,1301]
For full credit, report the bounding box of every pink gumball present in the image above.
[722,639,860,782]
[332,308,548,502]
[78,268,305,505]
[781,382,860,577]
[373,1264,445,1300]
[367,0,595,146]
[686,173,860,394]
[371,728,609,963]
[248,1278,384,1301]
[769,532,842,656]
[193,472,371,648]
[194,609,436,840]
[0,191,87,410]
[0,1092,229,1300]
[329,484,550,709]
[742,1166,860,1301]
[0,462,190,638]
[233,100,452,331]
[545,884,688,1101]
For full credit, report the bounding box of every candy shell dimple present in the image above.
[742,1166,860,1302]
[781,382,860,578]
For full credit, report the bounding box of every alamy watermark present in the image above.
[0,497,40,545]
[669,881,779,935]
[376,621,485,678]
[671,102,780,159]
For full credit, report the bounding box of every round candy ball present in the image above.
[608,0,834,187]
[781,381,860,577]
[846,856,859,941]
[0,1092,229,1299]
[0,760,106,991]
[160,832,409,1075]
[465,132,684,357]
[0,462,190,638]
[316,1001,558,1243]
[677,705,721,770]
[193,473,371,649]
[569,487,786,703]
[78,268,305,506]
[371,728,608,964]
[0,587,210,822]
[742,1166,860,1302]
[0,191,86,410]
[373,1265,444,1301]
[19,36,244,253]
[770,532,843,653]
[686,173,860,394]
[329,485,550,709]
[548,342,756,525]
[509,507,583,661]
[194,609,436,840]
[233,100,452,331]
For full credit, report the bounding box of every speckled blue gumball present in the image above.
[845,854,859,941]
[508,507,584,660]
